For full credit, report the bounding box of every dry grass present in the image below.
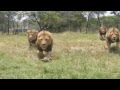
[0,31,120,79]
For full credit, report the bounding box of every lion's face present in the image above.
[37,31,52,50]
[99,27,106,34]
[101,28,106,33]
[27,30,38,42]
[109,31,119,42]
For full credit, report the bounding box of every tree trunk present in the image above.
[13,21,14,30]
[86,23,88,34]
[1,18,4,34]
[8,18,9,35]
[86,13,91,34]
[79,24,82,32]
[33,13,41,30]
[2,23,4,34]
[97,14,101,26]
[37,21,41,30]
[17,22,18,30]
[13,21,14,35]
[116,21,119,28]
[23,22,25,32]
[8,15,10,35]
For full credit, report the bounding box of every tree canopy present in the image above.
[0,11,120,34]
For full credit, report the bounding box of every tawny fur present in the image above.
[27,29,38,48]
[36,30,53,62]
[98,26,107,40]
[105,27,120,52]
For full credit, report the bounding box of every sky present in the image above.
[104,11,114,16]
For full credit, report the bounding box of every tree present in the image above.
[82,11,94,33]
[3,11,17,34]
[28,11,62,32]
[28,11,45,30]
[93,11,106,26]
[0,11,6,34]
[111,11,120,28]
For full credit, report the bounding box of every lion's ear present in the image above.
[36,40,39,47]
[117,30,120,38]
[36,38,39,43]
[35,32,38,37]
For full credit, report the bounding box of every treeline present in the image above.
[0,11,120,34]
[0,11,28,34]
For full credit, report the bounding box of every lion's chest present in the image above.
[43,51,47,55]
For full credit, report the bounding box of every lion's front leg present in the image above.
[43,51,52,62]
[29,42,35,49]
[99,34,103,40]
[116,42,119,50]
[29,42,32,49]
[106,41,111,52]
[102,35,106,40]
[37,50,44,59]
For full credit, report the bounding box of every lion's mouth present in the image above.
[29,39,33,41]
[102,31,105,33]
[40,45,47,50]
[29,37,34,41]
[112,38,117,42]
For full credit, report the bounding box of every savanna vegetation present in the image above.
[0,11,120,34]
[0,11,120,79]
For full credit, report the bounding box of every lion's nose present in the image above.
[42,44,46,46]
[113,37,116,40]
[29,37,32,40]
[29,36,32,39]
[113,37,116,39]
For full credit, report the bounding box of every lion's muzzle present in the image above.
[40,44,47,50]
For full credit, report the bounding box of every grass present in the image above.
[0,31,120,79]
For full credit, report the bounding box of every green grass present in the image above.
[0,31,120,79]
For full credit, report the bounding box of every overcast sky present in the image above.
[105,11,114,16]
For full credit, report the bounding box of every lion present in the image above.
[27,29,38,48]
[98,26,107,40]
[36,30,53,62]
[105,27,120,52]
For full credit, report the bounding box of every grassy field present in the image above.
[0,31,120,79]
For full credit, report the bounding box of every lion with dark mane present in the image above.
[36,30,53,62]
[27,29,38,48]
[106,27,120,52]
[98,26,107,40]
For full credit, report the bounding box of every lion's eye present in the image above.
[45,39,49,41]
[39,38,43,41]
